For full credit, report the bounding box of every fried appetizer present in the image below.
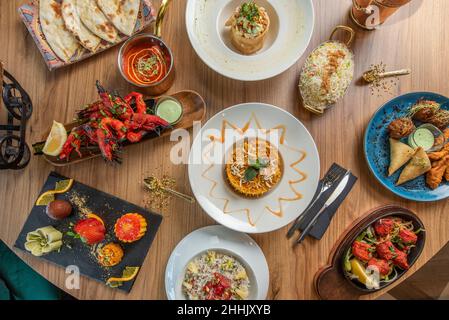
[428,109,449,130]
[388,118,415,139]
[225,1,270,55]
[388,138,415,176]
[397,147,431,185]
[426,155,449,189]
[410,99,440,122]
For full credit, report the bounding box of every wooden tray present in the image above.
[18,0,156,71]
[314,204,426,300]
[36,90,206,166]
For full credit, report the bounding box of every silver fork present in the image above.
[286,165,347,238]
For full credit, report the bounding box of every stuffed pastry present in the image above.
[225,1,270,55]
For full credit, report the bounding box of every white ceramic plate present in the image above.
[165,225,269,300]
[185,0,315,81]
[188,103,320,233]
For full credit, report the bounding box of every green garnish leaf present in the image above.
[244,158,270,182]
[240,1,260,21]
[244,167,258,182]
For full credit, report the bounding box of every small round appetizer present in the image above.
[74,217,106,245]
[225,138,283,198]
[97,243,124,267]
[225,1,270,55]
[183,251,250,300]
[46,200,72,220]
[114,213,147,243]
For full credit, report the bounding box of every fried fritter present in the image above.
[388,117,415,139]
[411,99,440,122]
[426,155,449,189]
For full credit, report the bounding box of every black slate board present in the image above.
[14,171,163,293]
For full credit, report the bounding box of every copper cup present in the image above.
[118,0,175,96]
[350,0,412,30]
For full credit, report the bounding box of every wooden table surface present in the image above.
[1,0,448,300]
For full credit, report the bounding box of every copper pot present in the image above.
[350,0,412,30]
[118,0,175,96]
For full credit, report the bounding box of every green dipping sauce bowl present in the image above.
[155,96,183,125]
[408,123,446,152]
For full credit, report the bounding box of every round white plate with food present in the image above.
[185,0,315,81]
[188,103,320,233]
[165,225,269,300]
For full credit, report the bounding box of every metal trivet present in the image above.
[0,63,32,170]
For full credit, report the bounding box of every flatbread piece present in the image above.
[76,0,118,43]
[39,0,81,62]
[61,0,101,52]
[97,0,140,36]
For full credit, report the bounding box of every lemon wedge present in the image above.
[42,121,67,156]
[350,259,369,285]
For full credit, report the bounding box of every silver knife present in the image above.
[296,171,351,244]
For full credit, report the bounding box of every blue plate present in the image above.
[364,92,449,202]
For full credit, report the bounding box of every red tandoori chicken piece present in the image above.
[374,218,395,237]
[352,241,373,262]
[393,249,410,270]
[376,240,396,261]
[368,258,392,276]
[399,229,418,245]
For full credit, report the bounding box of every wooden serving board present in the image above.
[38,90,206,166]
[314,204,426,300]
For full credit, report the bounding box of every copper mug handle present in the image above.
[329,25,356,48]
[155,0,171,38]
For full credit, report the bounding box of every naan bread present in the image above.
[397,147,431,185]
[76,0,118,43]
[39,0,81,62]
[97,0,140,36]
[61,0,101,52]
[388,138,415,176]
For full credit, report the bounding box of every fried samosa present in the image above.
[388,138,415,176]
[397,147,431,185]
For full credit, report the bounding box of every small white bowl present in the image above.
[165,225,269,300]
